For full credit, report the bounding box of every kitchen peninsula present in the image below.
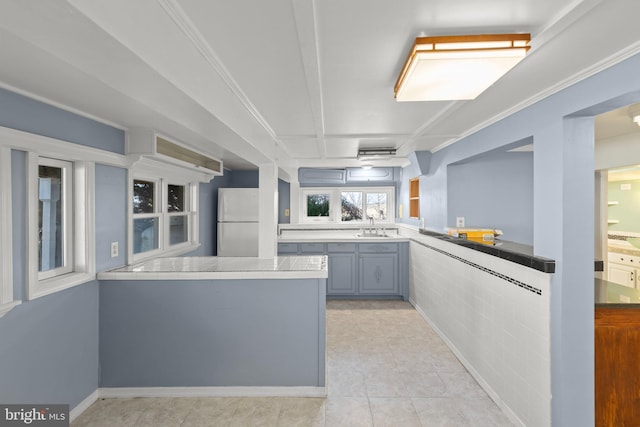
[97,256,327,395]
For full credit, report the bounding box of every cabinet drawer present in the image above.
[358,243,398,253]
[300,243,325,254]
[278,243,299,254]
[327,243,356,253]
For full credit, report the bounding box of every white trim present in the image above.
[408,298,525,427]
[69,386,326,422]
[300,186,396,224]
[130,155,215,184]
[129,169,201,264]
[0,82,127,131]
[0,146,15,311]
[0,301,21,318]
[98,386,327,399]
[0,125,130,168]
[37,157,74,280]
[26,154,97,300]
[69,389,100,423]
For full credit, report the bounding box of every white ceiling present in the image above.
[0,0,639,175]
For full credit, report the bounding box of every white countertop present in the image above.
[278,230,409,243]
[98,256,328,280]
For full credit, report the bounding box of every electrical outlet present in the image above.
[110,242,119,258]
[456,217,465,227]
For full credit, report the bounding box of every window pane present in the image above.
[38,165,64,272]
[133,180,154,213]
[168,184,185,212]
[133,217,159,254]
[341,191,363,221]
[366,192,388,220]
[307,194,330,217]
[169,215,188,245]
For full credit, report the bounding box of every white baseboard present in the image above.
[408,298,525,427]
[70,389,99,422]
[70,386,326,421]
[98,386,327,399]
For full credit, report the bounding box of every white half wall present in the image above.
[404,229,551,427]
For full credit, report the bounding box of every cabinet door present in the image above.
[359,253,398,294]
[608,263,636,288]
[328,253,357,294]
[300,243,325,254]
[278,243,299,255]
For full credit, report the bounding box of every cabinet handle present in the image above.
[632,272,635,282]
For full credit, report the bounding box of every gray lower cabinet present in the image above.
[327,243,357,294]
[278,241,407,299]
[359,253,398,294]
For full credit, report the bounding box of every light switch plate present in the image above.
[456,217,465,227]
[110,242,119,258]
[284,208,290,217]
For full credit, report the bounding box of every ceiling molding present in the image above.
[157,0,292,161]
[291,0,327,158]
[0,81,127,131]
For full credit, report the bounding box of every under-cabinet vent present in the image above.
[127,128,223,177]
[156,137,222,173]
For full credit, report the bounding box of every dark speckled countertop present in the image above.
[419,229,555,273]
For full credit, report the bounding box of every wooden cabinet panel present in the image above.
[595,307,640,427]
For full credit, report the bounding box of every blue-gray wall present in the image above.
[95,164,127,271]
[0,90,125,409]
[447,150,533,245]
[0,87,124,154]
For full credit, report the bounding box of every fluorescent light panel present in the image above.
[395,34,530,102]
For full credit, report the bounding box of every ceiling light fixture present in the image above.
[394,33,531,102]
[361,163,373,170]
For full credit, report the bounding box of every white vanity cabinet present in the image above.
[608,252,640,288]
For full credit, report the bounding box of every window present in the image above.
[133,179,160,255]
[130,173,199,262]
[27,154,95,300]
[38,158,73,279]
[301,187,394,224]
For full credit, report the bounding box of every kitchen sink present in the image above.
[354,232,392,238]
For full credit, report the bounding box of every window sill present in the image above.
[131,243,201,264]
[0,300,21,318]
[28,272,96,301]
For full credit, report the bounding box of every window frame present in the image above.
[300,186,395,224]
[0,146,20,316]
[128,163,200,264]
[301,189,334,222]
[27,153,96,300]
[37,157,74,280]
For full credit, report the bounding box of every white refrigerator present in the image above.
[217,188,259,256]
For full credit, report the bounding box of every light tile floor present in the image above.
[72,300,514,426]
